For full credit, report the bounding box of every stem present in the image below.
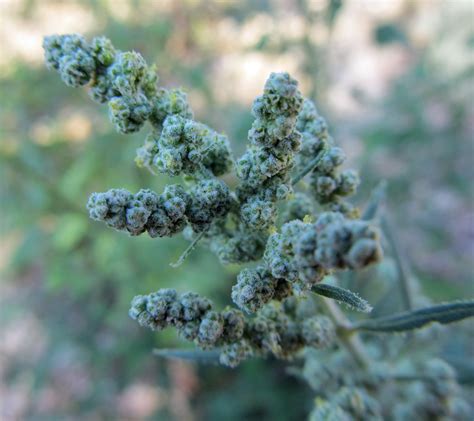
[170,230,206,268]
[319,297,370,369]
[291,145,329,186]
[380,215,413,311]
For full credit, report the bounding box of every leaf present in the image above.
[352,301,474,333]
[362,180,387,221]
[152,348,221,364]
[313,284,373,313]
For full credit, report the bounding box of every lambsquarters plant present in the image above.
[44,34,474,420]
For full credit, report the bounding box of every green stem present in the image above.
[320,297,370,369]
[170,230,206,268]
[291,145,329,186]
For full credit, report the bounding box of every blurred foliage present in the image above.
[1,0,472,419]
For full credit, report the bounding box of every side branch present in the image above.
[319,297,370,369]
[291,145,329,186]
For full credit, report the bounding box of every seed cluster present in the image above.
[43,34,232,179]
[136,115,233,177]
[296,98,360,217]
[236,72,303,230]
[130,292,335,367]
[261,213,382,292]
[87,180,232,237]
[44,34,383,369]
[45,33,473,421]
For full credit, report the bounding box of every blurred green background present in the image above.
[0,0,472,419]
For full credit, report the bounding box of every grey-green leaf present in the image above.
[153,348,221,364]
[313,284,373,313]
[352,301,474,333]
[361,180,387,221]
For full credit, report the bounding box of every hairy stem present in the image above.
[320,297,370,369]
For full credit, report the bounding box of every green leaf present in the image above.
[153,348,221,364]
[313,284,373,313]
[352,301,474,333]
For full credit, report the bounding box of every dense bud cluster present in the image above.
[245,301,335,360]
[87,181,232,237]
[86,186,187,237]
[263,212,382,291]
[299,211,382,272]
[264,220,311,284]
[295,99,329,170]
[43,34,95,87]
[239,197,276,230]
[43,34,232,179]
[295,98,360,217]
[129,289,244,350]
[43,34,159,134]
[186,179,232,233]
[231,266,292,313]
[237,72,303,230]
[130,291,334,367]
[45,33,474,421]
[135,115,233,177]
[149,88,193,128]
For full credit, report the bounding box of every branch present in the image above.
[291,145,329,186]
[319,297,370,368]
[170,230,206,268]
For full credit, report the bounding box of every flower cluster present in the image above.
[87,180,231,237]
[301,313,473,421]
[135,116,233,177]
[43,34,96,88]
[45,33,474,421]
[43,34,232,179]
[244,300,335,360]
[44,34,157,133]
[236,72,303,230]
[231,266,292,314]
[262,212,382,293]
[186,179,232,233]
[45,34,382,361]
[296,98,360,217]
[129,289,244,349]
[130,292,335,367]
